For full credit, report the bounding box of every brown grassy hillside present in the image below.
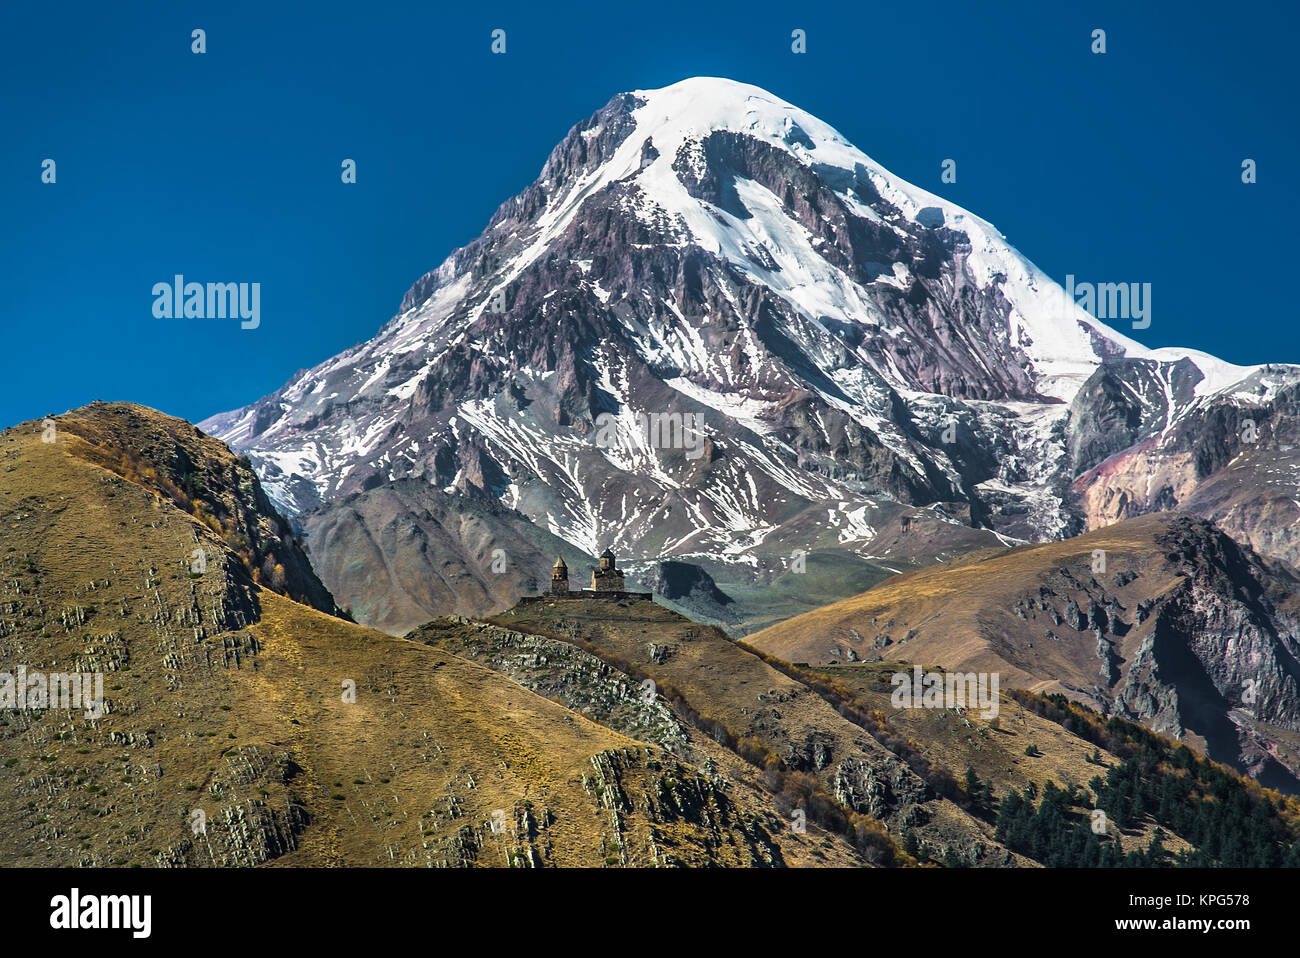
[747,514,1300,791]
[479,598,1027,866]
[0,403,803,867]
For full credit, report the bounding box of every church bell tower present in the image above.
[550,556,569,594]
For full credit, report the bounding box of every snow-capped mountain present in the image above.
[201,77,1300,633]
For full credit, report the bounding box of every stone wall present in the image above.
[518,591,653,604]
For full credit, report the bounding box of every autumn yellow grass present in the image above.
[0,404,793,867]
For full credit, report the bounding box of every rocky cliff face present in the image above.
[1114,517,1300,789]
[1073,374,1300,568]
[199,77,1300,631]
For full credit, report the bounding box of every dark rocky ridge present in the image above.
[61,402,338,617]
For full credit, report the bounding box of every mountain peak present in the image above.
[528,76,1162,403]
[200,80,1299,633]
[628,76,835,143]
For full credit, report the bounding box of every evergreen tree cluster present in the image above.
[1002,688,1300,867]
[994,751,1300,867]
[995,782,1166,867]
[1090,748,1300,867]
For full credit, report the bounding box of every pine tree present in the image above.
[903,830,921,858]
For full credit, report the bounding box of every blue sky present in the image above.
[2,0,1295,429]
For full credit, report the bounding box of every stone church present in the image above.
[532,548,650,602]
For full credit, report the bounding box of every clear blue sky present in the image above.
[2,0,1295,429]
